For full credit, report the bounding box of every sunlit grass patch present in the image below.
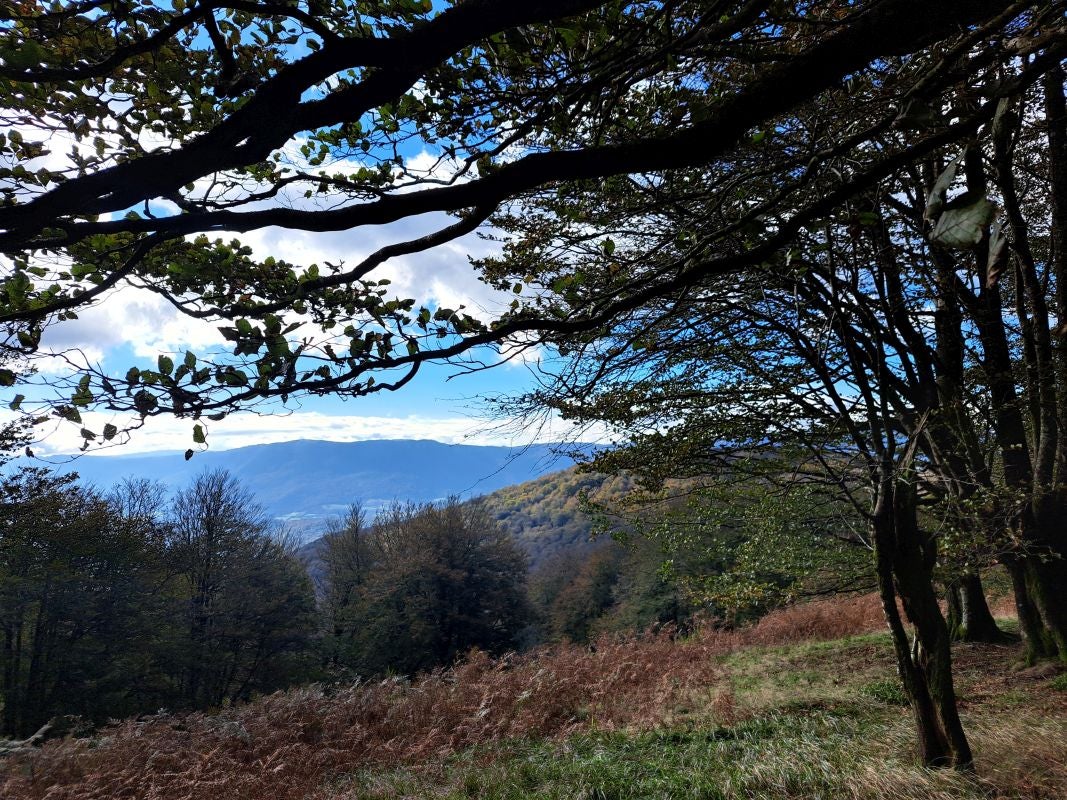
[860,679,910,706]
[328,709,1063,800]
[718,631,897,715]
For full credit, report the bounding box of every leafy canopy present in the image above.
[0,0,1058,448]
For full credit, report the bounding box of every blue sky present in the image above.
[24,198,589,457]
[5,9,610,457]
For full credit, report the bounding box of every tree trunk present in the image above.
[1024,492,1067,662]
[1004,557,1056,664]
[968,280,1067,661]
[1,621,21,736]
[945,581,963,642]
[872,475,973,768]
[955,572,1005,643]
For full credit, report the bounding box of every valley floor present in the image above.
[3,596,1065,799]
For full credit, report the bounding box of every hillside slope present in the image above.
[479,468,637,567]
[300,466,637,571]
[6,598,1060,800]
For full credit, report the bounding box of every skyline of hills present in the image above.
[44,438,592,537]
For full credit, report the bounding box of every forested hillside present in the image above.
[480,468,634,567]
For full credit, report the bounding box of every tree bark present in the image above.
[968,269,1067,661]
[955,572,1004,643]
[1004,557,1056,664]
[1024,494,1067,661]
[945,581,963,642]
[873,473,972,768]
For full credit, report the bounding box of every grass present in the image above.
[328,711,1067,800]
[718,631,897,716]
[859,678,911,706]
[4,596,1065,800]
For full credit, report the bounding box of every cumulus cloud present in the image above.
[237,213,508,323]
[37,285,227,362]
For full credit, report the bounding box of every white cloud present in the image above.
[15,406,607,458]
[237,213,509,324]
[37,285,227,362]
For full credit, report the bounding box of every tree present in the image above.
[168,469,316,707]
[319,503,373,670]
[322,498,531,676]
[0,1,1053,446]
[531,542,622,644]
[0,469,171,736]
[0,467,317,734]
[489,132,1045,765]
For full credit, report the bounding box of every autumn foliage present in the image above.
[0,594,887,800]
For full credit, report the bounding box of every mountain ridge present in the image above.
[39,438,593,538]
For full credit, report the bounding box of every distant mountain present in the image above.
[47,439,590,538]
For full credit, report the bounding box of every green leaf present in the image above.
[924,152,964,222]
[895,97,942,130]
[929,198,997,249]
[986,222,1009,288]
[0,369,15,387]
[72,385,93,407]
[158,355,174,375]
[218,369,249,387]
[56,405,82,424]
[183,351,197,369]
[193,424,206,444]
[133,390,158,415]
[103,423,118,441]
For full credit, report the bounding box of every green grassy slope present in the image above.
[330,626,1067,800]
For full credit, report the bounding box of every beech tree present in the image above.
[168,469,316,707]
[321,498,531,676]
[484,63,1067,761]
[0,0,1057,444]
